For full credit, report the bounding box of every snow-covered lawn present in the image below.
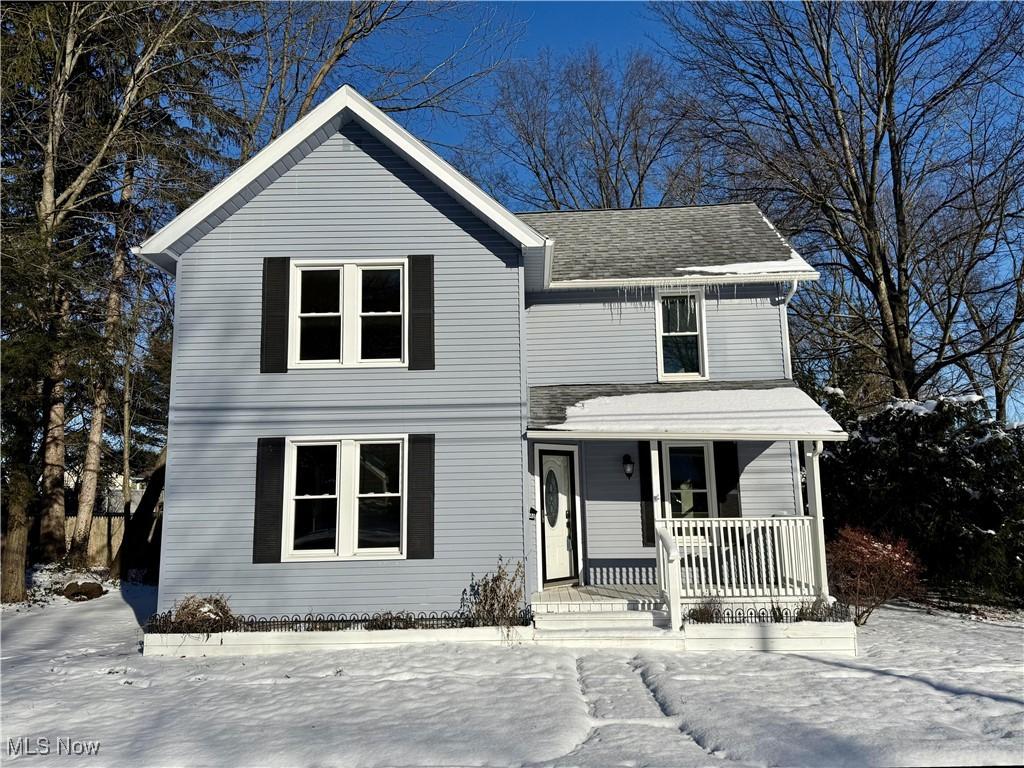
[2,588,1022,767]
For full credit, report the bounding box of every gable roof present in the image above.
[135,85,550,274]
[516,203,817,287]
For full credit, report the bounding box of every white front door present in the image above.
[540,451,578,584]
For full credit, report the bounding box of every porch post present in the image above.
[803,440,830,597]
[650,441,663,521]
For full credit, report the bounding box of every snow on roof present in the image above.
[672,255,810,277]
[542,386,847,441]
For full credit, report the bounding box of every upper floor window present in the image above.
[657,291,707,380]
[289,260,406,368]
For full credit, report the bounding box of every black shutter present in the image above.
[713,441,742,516]
[260,257,290,373]
[408,255,435,370]
[638,440,655,547]
[407,433,435,559]
[253,437,286,563]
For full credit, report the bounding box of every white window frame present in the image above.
[655,289,709,381]
[282,434,408,562]
[660,440,718,520]
[288,258,408,369]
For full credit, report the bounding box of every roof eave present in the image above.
[547,270,820,289]
[131,246,177,276]
[526,428,848,442]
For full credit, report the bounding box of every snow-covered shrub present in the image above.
[827,528,921,625]
[460,557,526,629]
[163,594,241,633]
[821,396,1024,601]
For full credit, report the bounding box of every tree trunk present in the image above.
[69,174,132,567]
[38,294,70,562]
[2,470,34,603]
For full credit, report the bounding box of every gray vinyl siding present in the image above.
[159,118,527,615]
[527,291,657,385]
[704,285,788,381]
[556,439,802,586]
[526,285,788,385]
[578,441,654,586]
[736,441,802,517]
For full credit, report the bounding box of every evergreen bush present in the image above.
[820,396,1023,601]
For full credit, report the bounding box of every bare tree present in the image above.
[230,1,512,162]
[656,2,1024,409]
[460,48,714,211]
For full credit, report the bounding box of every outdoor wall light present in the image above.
[622,454,635,479]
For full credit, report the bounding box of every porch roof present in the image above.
[527,380,847,442]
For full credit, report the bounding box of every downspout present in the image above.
[783,278,799,305]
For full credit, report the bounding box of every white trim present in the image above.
[659,441,718,520]
[282,434,407,562]
[526,430,848,442]
[287,258,408,369]
[655,289,709,382]
[532,442,584,591]
[143,621,856,657]
[548,271,819,290]
[355,263,407,365]
[136,85,548,268]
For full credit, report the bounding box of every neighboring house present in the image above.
[136,85,846,632]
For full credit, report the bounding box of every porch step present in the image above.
[533,609,671,631]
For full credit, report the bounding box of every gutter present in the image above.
[547,271,819,290]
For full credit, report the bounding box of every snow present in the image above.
[3,589,1022,767]
[890,394,986,416]
[823,385,846,398]
[673,257,812,277]
[550,387,846,438]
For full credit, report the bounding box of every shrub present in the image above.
[460,557,526,629]
[686,595,723,623]
[363,612,420,631]
[794,596,849,622]
[828,528,922,625]
[821,396,1024,601]
[165,594,241,633]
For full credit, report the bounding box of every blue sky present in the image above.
[508,1,665,56]
[402,2,671,150]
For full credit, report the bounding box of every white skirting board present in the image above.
[683,622,858,653]
[143,622,857,657]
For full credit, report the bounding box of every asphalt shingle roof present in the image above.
[516,203,797,282]
[528,379,798,428]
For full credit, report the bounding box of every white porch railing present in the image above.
[656,516,824,600]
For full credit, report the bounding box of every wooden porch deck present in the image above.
[531,583,663,613]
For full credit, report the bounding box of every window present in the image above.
[298,270,342,362]
[290,261,406,367]
[657,292,707,379]
[359,267,403,361]
[661,442,716,519]
[284,436,406,560]
[356,442,402,550]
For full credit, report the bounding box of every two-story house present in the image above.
[136,85,846,637]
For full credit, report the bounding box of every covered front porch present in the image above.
[527,382,847,629]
